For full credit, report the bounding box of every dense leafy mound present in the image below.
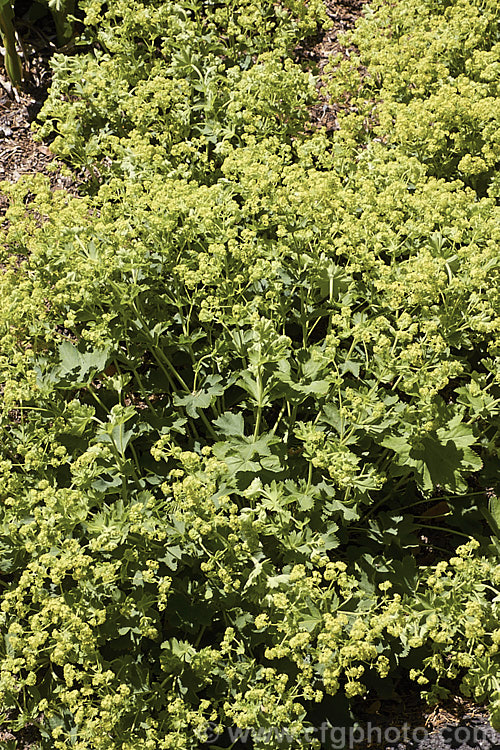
[0,0,499,747]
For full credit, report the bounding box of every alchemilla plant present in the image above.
[0,0,499,746]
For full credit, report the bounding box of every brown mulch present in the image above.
[0,22,83,216]
[0,719,43,749]
[296,0,367,132]
[354,680,490,748]
[0,74,53,185]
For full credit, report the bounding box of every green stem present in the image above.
[194,625,206,649]
[253,405,262,442]
[358,475,409,521]
[132,301,190,391]
[196,408,218,441]
[270,401,287,435]
[253,371,263,441]
[51,0,75,46]
[130,365,159,418]
[418,523,472,539]
[300,288,308,348]
[128,441,141,477]
[305,461,313,492]
[87,384,111,415]
[284,403,298,444]
[0,3,22,87]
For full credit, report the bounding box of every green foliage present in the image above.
[0,0,76,86]
[35,0,321,181]
[0,0,22,86]
[0,0,499,745]
[326,0,500,193]
[48,0,76,45]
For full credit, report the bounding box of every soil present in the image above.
[352,683,497,750]
[0,721,43,749]
[295,0,366,132]
[0,18,82,216]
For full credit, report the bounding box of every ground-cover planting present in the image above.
[0,0,499,746]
